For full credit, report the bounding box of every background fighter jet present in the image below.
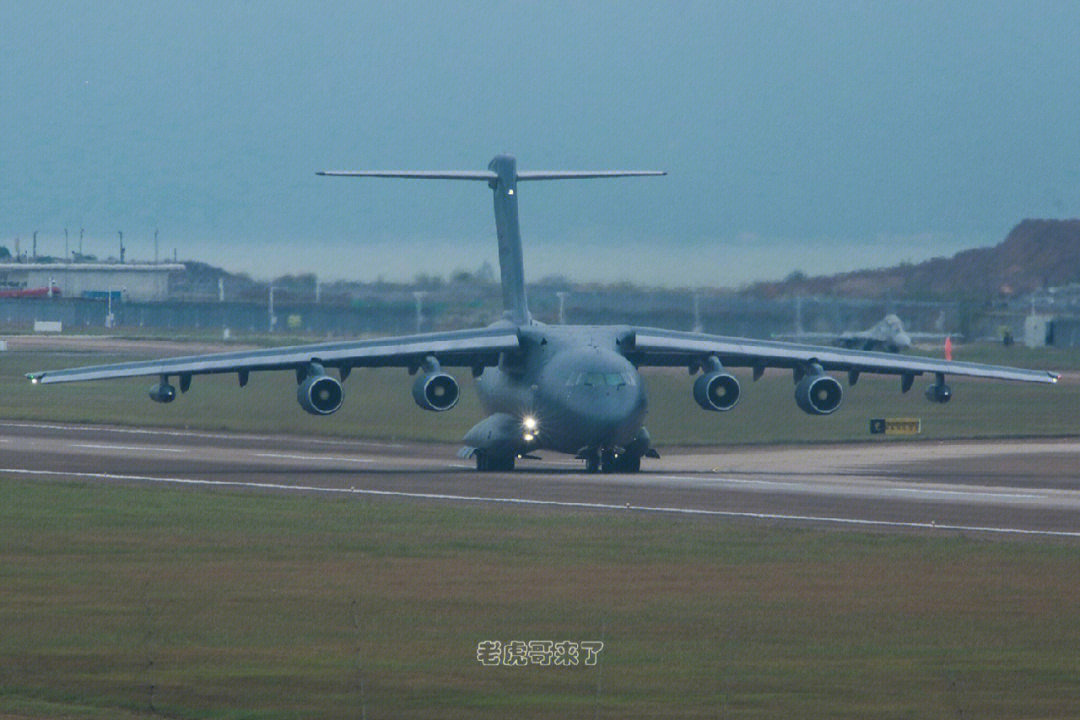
[26,156,1059,473]
[775,314,956,353]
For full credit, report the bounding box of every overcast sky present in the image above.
[3,1,1078,286]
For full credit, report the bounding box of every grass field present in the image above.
[2,478,1080,720]
[2,343,1077,446]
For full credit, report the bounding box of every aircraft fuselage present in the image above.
[474,323,648,455]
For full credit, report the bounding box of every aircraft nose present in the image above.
[563,382,645,445]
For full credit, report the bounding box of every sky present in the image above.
[2,1,1079,286]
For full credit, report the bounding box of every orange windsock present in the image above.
[944,335,953,361]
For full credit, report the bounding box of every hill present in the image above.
[744,219,1080,300]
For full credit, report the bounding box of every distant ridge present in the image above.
[744,219,1080,300]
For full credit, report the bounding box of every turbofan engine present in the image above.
[794,373,843,415]
[148,383,176,403]
[297,369,344,415]
[693,371,741,411]
[412,372,459,411]
[925,382,952,403]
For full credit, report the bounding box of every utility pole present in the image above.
[556,291,568,324]
[118,231,125,263]
[413,291,426,334]
[32,231,37,260]
[268,286,277,332]
[79,228,84,258]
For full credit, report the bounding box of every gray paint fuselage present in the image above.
[474,322,647,454]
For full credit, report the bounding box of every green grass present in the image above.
[2,478,1079,719]
[2,343,1077,445]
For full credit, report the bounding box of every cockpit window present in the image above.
[566,371,636,387]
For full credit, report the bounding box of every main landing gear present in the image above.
[583,448,642,474]
[475,451,515,472]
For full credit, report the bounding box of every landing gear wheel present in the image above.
[613,454,641,473]
[600,449,617,474]
[476,453,515,472]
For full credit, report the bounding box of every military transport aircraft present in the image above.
[27,155,1059,473]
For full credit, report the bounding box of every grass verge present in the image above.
[2,477,1079,719]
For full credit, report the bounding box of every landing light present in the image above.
[522,416,538,431]
[523,433,535,443]
[31,377,39,385]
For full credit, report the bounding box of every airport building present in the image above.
[0,262,185,302]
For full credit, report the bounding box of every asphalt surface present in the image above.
[2,419,1079,538]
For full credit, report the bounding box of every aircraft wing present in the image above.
[626,327,1058,384]
[26,327,520,385]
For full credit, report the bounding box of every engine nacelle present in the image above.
[297,374,344,415]
[412,372,459,412]
[795,374,843,415]
[693,371,741,411]
[925,382,952,404]
[148,383,176,403]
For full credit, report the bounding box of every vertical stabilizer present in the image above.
[488,155,530,324]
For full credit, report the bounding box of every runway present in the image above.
[2,419,1079,537]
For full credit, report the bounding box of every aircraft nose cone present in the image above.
[563,384,645,446]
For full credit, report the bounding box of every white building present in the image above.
[0,262,184,302]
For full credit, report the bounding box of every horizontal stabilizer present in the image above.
[317,170,498,180]
[317,170,666,181]
[517,170,666,180]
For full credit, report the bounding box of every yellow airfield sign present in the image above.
[869,418,922,435]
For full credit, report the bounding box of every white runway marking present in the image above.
[0,421,405,449]
[253,452,373,464]
[2,466,1078,539]
[71,443,186,453]
[650,474,1049,501]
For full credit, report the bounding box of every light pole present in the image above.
[268,286,278,332]
[413,291,426,334]
[556,291,568,324]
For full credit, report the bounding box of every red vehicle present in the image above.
[0,285,62,298]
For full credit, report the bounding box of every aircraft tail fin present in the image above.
[319,156,665,326]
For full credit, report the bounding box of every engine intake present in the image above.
[297,374,344,415]
[413,372,459,412]
[925,383,952,403]
[148,383,176,403]
[795,374,843,415]
[693,371,741,412]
